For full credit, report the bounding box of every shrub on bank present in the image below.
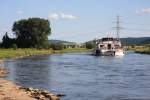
[50,43,64,50]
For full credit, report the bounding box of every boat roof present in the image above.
[101,37,118,41]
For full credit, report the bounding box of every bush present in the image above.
[11,44,17,50]
[131,45,135,48]
[50,43,64,50]
[85,42,94,49]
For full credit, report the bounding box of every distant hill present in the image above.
[48,39,76,45]
[85,37,150,46]
[140,38,150,44]
[120,37,150,45]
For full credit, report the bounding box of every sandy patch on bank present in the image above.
[0,79,36,100]
[0,67,35,100]
[0,61,60,100]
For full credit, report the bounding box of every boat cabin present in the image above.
[96,37,122,50]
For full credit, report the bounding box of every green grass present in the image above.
[126,46,150,54]
[0,48,91,59]
[0,49,53,59]
[134,48,150,54]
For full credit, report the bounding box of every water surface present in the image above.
[4,52,150,100]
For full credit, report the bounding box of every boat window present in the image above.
[100,45,104,47]
[108,44,111,49]
[102,38,115,41]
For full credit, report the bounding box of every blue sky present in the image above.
[0,0,150,43]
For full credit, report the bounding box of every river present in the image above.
[3,52,150,100]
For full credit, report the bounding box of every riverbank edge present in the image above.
[134,50,150,55]
[127,50,150,55]
[0,67,60,100]
[125,46,150,55]
[0,48,91,59]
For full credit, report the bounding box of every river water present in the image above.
[3,52,150,100]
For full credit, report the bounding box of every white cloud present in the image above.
[136,8,150,15]
[17,10,23,15]
[48,13,79,20]
[48,13,59,20]
[60,13,78,20]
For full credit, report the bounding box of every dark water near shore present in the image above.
[3,52,150,100]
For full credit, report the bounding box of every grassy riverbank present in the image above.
[0,49,53,59]
[134,48,150,54]
[126,46,150,54]
[0,48,91,59]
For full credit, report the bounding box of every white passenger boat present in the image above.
[94,37,124,56]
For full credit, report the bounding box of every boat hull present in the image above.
[94,49,124,56]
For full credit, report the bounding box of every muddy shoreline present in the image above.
[0,61,61,100]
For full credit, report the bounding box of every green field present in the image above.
[0,49,52,59]
[126,46,150,54]
[134,48,150,54]
[0,48,91,59]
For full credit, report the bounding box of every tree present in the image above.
[12,18,51,48]
[1,32,11,48]
[11,44,17,50]
[85,41,94,49]
[50,43,64,50]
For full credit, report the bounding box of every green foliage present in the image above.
[12,18,51,48]
[131,45,135,48]
[1,32,16,48]
[1,32,10,48]
[50,43,64,50]
[85,41,94,49]
[11,44,17,50]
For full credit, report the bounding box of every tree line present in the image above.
[0,17,95,50]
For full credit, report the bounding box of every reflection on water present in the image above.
[5,56,51,89]
[4,53,150,100]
